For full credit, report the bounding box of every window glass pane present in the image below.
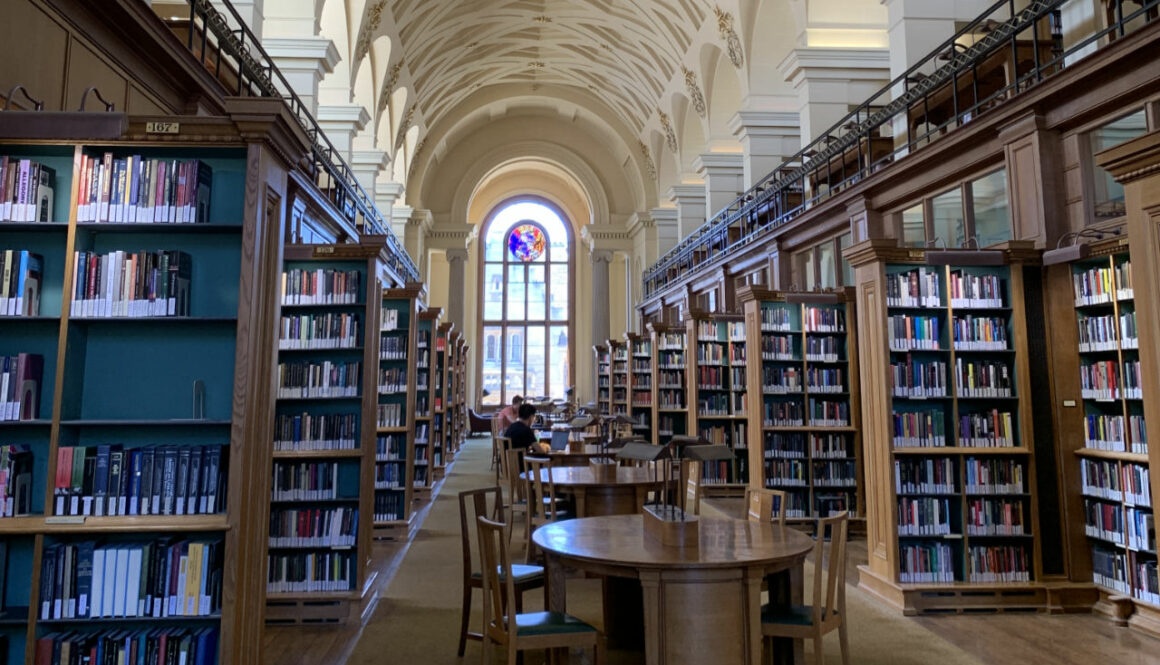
[550,325,569,400]
[931,188,966,249]
[485,227,505,261]
[838,233,854,287]
[526,327,546,397]
[505,326,525,396]
[901,205,925,247]
[528,265,546,321]
[971,170,1012,247]
[507,264,525,320]
[481,326,502,405]
[817,242,837,289]
[549,264,568,321]
[483,264,504,320]
[1090,110,1147,220]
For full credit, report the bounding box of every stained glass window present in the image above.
[479,202,572,406]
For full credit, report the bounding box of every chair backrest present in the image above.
[476,515,516,645]
[744,487,788,526]
[501,447,523,503]
[811,511,849,623]
[458,487,503,579]
[683,459,701,514]
[524,456,556,520]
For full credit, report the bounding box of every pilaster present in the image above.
[261,37,339,117]
[649,208,680,258]
[778,47,890,146]
[590,249,614,381]
[729,110,802,189]
[316,104,370,159]
[667,184,707,241]
[445,248,469,331]
[350,150,391,198]
[693,153,746,220]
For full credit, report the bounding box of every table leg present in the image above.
[639,571,661,665]
[745,567,763,665]
[603,575,645,651]
[546,552,567,613]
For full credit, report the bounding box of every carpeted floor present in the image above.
[346,437,985,665]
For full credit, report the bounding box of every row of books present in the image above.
[697,458,742,485]
[0,443,32,517]
[1083,413,1148,453]
[35,627,217,665]
[70,250,191,318]
[378,367,407,394]
[730,344,747,364]
[377,404,405,428]
[269,507,358,548]
[1074,261,1133,306]
[657,415,684,437]
[1127,507,1155,553]
[632,358,651,373]
[805,367,844,393]
[1,352,43,421]
[274,412,358,451]
[948,271,1004,308]
[764,400,804,427]
[896,458,956,494]
[806,336,842,362]
[376,434,405,462]
[657,350,685,368]
[763,459,807,487]
[966,498,1026,535]
[1081,458,1126,502]
[375,492,406,522]
[276,360,361,399]
[657,333,684,350]
[763,432,808,458]
[810,433,853,459]
[1080,359,1143,400]
[888,315,941,351]
[271,461,357,502]
[968,544,1029,582]
[380,308,402,331]
[760,307,794,332]
[761,366,801,393]
[657,390,684,409]
[696,365,731,389]
[965,458,1025,494]
[0,249,44,315]
[53,444,225,517]
[1085,498,1125,545]
[891,356,947,398]
[761,334,795,360]
[809,399,849,427]
[0,157,55,222]
[374,463,406,489]
[698,423,747,448]
[898,497,952,535]
[1077,311,1138,352]
[40,539,222,620]
[901,542,955,583]
[631,341,652,357]
[1092,545,1129,594]
[887,268,941,308]
[893,409,947,448]
[960,409,1016,447]
[804,307,845,332]
[267,551,354,593]
[951,315,1009,350]
[954,359,1013,398]
[631,390,652,405]
[279,312,360,350]
[696,342,726,365]
[281,268,361,305]
[74,154,211,224]
[696,395,734,417]
[814,461,857,486]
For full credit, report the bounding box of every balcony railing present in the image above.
[643,0,1158,298]
[163,0,419,283]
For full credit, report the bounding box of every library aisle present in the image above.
[315,437,1157,665]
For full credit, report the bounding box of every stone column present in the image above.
[649,208,680,258]
[316,105,370,160]
[729,111,801,188]
[591,249,613,355]
[694,153,746,220]
[446,248,469,330]
[350,150,390,198]
[667,185,707,241]
[262,38,338,116]
[778,47,890,146]
[375,181,405,229]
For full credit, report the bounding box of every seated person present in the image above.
[496,395,523,432]
[504,403,549,454]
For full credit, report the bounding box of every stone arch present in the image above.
[746,0,800,100]
[318,0,354,102]
[673,93,706,178]
[701,42,744,151]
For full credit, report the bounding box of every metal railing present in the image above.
[169,0,418,283]
[643,0,1158,298]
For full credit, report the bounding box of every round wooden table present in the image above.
[532,514,815,665]
[547,444,613,467]
[523,466,664,517]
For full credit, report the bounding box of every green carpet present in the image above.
[346,438,984,665]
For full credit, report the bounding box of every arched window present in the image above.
[479,200,571,406]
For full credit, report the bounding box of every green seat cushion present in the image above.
[473,564,545,583]
[760,604,836,626]
[514,611,598,636]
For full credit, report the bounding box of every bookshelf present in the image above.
[454,336,469,451]
[686,311,748,492]
[269,243,380,623]
[0,116,292,665]
[649,323,689,447]
[626,333,653,442]
[412,309,440,500]
[849,241,1047,614]
[594,345,610,415]
[739,287,864,526]
[432,322,454,478]
[374,286,424,539]
[609,340,629,418]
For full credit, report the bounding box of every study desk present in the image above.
[523,466,663,517]
[533,514,815,665]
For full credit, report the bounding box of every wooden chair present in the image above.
[744,487,788,526]
[524,456,568,562]
[476,515,604,665]
[499,446,527,545]
[761,511,850,665]
[457,487,545,657]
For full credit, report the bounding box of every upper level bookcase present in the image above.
[848,241,1048,614]
[649,323,688,447]
[739,287,863,524]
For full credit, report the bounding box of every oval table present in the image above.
[533,514,815,665]
[523,466,664,517]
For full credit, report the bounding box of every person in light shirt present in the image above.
[496,395,523,432]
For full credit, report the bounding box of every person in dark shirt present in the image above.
[504,403,538,452]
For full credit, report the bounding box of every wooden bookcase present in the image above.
[0,114,293,664]
[455,337,470,450]
[626,333,653,442]
[739,287,864,525]
[268,243,382,624]
[649,323,689,447]
[686,311,749,492]
[412,309,440,499]
[609,340,629,417]
[374,286,424,539]
[594,345,610,414]
[432,322,453,478]
[849,241,1048,614]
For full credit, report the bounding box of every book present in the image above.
[0,353,44,421]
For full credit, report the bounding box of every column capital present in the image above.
[778,47,891,86]
[351,149,391,171]
[317,104,371,131]
[729,110,801,140]
[590,249,614,264]
[445,247,470,263]
[693,153,745,177]
[667,184,707,205]
[262,37,340,74]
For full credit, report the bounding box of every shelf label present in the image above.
[45,515,86,525]
[1063,399,1077,407]
[314,246,336,256]
[145,121,180,135]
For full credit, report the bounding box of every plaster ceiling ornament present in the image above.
[395,103,416,150]
[657,109,677,153]
[682,66,706,118]
[354,0,389,64]
[377,58,406,115]
[637,140,657,181]
[407,137,427,179]
[714,7,744,68]
[382,0,708,133]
